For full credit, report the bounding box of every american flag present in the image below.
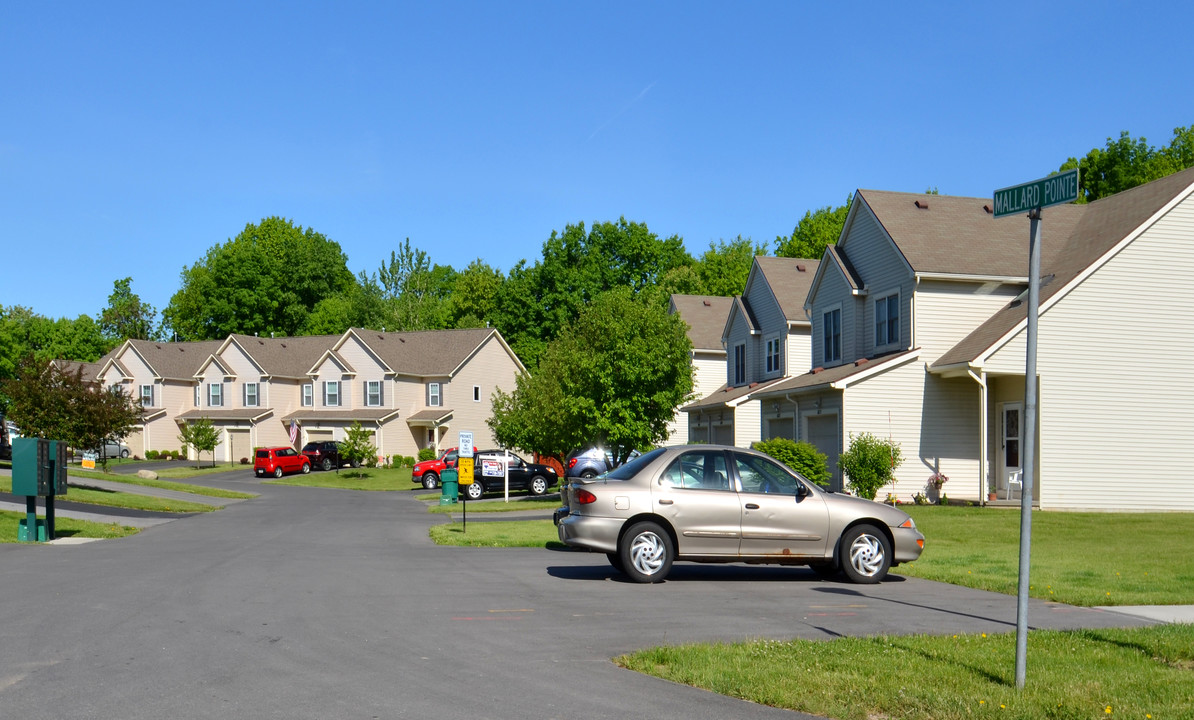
[289,420,299,444]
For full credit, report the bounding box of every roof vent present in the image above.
[855,357,869,366]
[915,199,929,209]
[796,264,806,272]
[812,366,824,374]
[983,204,993,214]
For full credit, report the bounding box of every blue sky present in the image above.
[2,1,1190,320]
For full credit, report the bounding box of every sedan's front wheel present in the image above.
[840,524,891,584]
[620,521,673,583]
[301,462,310,474]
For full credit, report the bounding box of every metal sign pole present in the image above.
[1014,207,1042,689]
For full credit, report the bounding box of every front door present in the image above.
[1000,403,1022,493]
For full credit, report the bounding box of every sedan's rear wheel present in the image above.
[620,521,673,583]
[422,473,439,490]
[273,466,283,479]
[321,458,332,471]
[465,481,484,501]
[530,476,548,496]
[840,524,891,584]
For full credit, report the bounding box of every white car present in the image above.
[94,440,131,459]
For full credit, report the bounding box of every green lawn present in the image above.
[1,478,216,514]
[429,519,565,548]
[896,506,1194,606]
[67,470,256,499]
[265,465,415,491]
[0,510,138,542]
[70,462,247,480]
[619,624,1194,720]
[427,497,560,514]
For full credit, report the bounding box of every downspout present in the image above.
[967,367,989,506]
[911,275,919,350]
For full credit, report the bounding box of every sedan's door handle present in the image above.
[658,499,673,505]
[744,503,760,509]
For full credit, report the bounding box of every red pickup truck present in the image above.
[411,446,476,489]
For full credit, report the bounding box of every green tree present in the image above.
[302,271,388,335]
[178,417,220,467]
[338,421,377,477]
[751,438,831,488]
[373,239,456,332]
[694,236,766,297]
[1,355,141,466]
[163,217,355,340]
[775,195,852,259]
[837,432,902,501]
[447,259,504,329]
[99,277,157,342]
[489,287,693,465]
[0,307,111,415]
[1060,126,1194,203]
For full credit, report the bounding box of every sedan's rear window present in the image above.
[605,447,666,480]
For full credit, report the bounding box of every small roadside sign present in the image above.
[993,168,1079,218]
[457,457,474,484]
[458,433,474,457]
[82,451,97,470]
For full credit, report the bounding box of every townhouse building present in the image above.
[664,294,733,444]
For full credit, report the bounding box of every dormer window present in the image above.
[823,309,841,364]
[732,344,746,385]
[323,381,341,407]
[208,383,223,407]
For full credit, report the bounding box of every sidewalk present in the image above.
[1095,605,1194,624]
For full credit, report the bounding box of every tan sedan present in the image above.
[555,445,924,583]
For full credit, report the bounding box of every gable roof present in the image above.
[668,295,733,351]
[854,189,1086,278]
[226,334,342,379]
[123,339,226,380]
[751,256,820,323]
[683,377,788,412]
[933,166,1194,369]
[339,327,524,378]
[756,348,922,395]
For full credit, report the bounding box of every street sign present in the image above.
[458,433,473,457]
[457,457,473,484]
[993,168,1079,218]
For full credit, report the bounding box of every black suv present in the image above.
[301,440,356,471]
[464,450,559,500]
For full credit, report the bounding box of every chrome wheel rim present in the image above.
[467,484,482,500]
[532,478,547,494]
[848,533,886,577]
[629,531,666,576]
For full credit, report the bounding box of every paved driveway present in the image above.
[0,470,1152,719]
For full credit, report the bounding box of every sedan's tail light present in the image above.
[575,489,597,505]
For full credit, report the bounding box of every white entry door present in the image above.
[1000,403,1022,492]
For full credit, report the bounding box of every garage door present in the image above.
[306,430,333,445]
[711,424,733,446]
[229,430,251,465]
[805,414,840,489]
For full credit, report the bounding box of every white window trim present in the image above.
[365,380,382,407]
[324,381,340,407]
[874,290,900,349]
[244,382,259,408]
[821,304,842,364]
[428,382,441,407]
[140,384,153,407]
[208,382,223,407]
[194,385,200,407]
[302,383,313,407]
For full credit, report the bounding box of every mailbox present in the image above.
[12,437,68,496]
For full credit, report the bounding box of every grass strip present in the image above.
[266,467,416,491]
[429,519,564,548]
[896,506,1194,606]
[68,471,255,499]
[427,498,560,514]
[618,624,1194,720]
[1,478,215,514]
[0,510,138,542]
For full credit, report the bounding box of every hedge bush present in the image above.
[837,432,902,500]
[751,438,831,488]
[146,450,160,460]
[417,448,437,462]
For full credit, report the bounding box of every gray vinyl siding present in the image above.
[745,273,787,381]
[839,206,914,357]
[723,306,752,385]
[914,280,1022,363]
[984,193,1194,510]
[809,268,853,368]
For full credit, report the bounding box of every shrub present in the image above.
[751,438,831,488]
[133,454,141,461]
[239,457,250,465]
[146,450,160,460]
[402,455,415,468]
[837,432,902,501]
[418,448,436,462]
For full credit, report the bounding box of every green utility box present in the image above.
[12,437,68,496]
[18,519,47,542]
[439,468,459,505]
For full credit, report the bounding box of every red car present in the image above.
[411,446,476,489]
[254,446,310,478]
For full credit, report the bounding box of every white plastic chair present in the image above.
[1004,469,1023,500]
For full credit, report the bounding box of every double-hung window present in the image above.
[323,381,340,407]
[732,344,746,385]
[302,383,313,407]
[875,293,899,347]
[140,384,154,407]
[208,383,223,407]
[428,382,441,407]
[365,380,382,407]
[243,383,259,407]
[194,385,201,408]
[765,337,783,374]
[823,309,841,364]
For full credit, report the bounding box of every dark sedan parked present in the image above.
[465,450,559,500]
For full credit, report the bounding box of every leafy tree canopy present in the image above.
[489,287,693,464]
[163,217,355,340]
[1060,126,1194,203]
[775,195,852,260]
[99,277,158,342]
[178,417,221,467]
[339,421,378,476]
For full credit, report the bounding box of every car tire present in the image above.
[321,458,332,471]
[529,476,548,496]
[120,449,130,458]
[620,521,673,583]
[580,470,597,480]
[465,482,484,501]
[840,524,891,584]
[351,459,360,468]
[422,473,439,489]
[606,552,625,574]
[301,462,310,474]
[273,467,284,479]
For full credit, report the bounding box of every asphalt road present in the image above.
[0,469,1153,719]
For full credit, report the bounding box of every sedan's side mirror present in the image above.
[795,483,810,498]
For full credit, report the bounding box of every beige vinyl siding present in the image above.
[733,399,762,447]
[221,343,262,408]
[914,280,1022,364]
[310,360,348,408]
[843,361,981,501]
[985,195,1194,511]
[785,328,811,375]
[809,269,853,368]
[336,335,389,410]
[668,351,729,444]
[446,335,521,450]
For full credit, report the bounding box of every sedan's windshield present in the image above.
[605,447,666,480]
